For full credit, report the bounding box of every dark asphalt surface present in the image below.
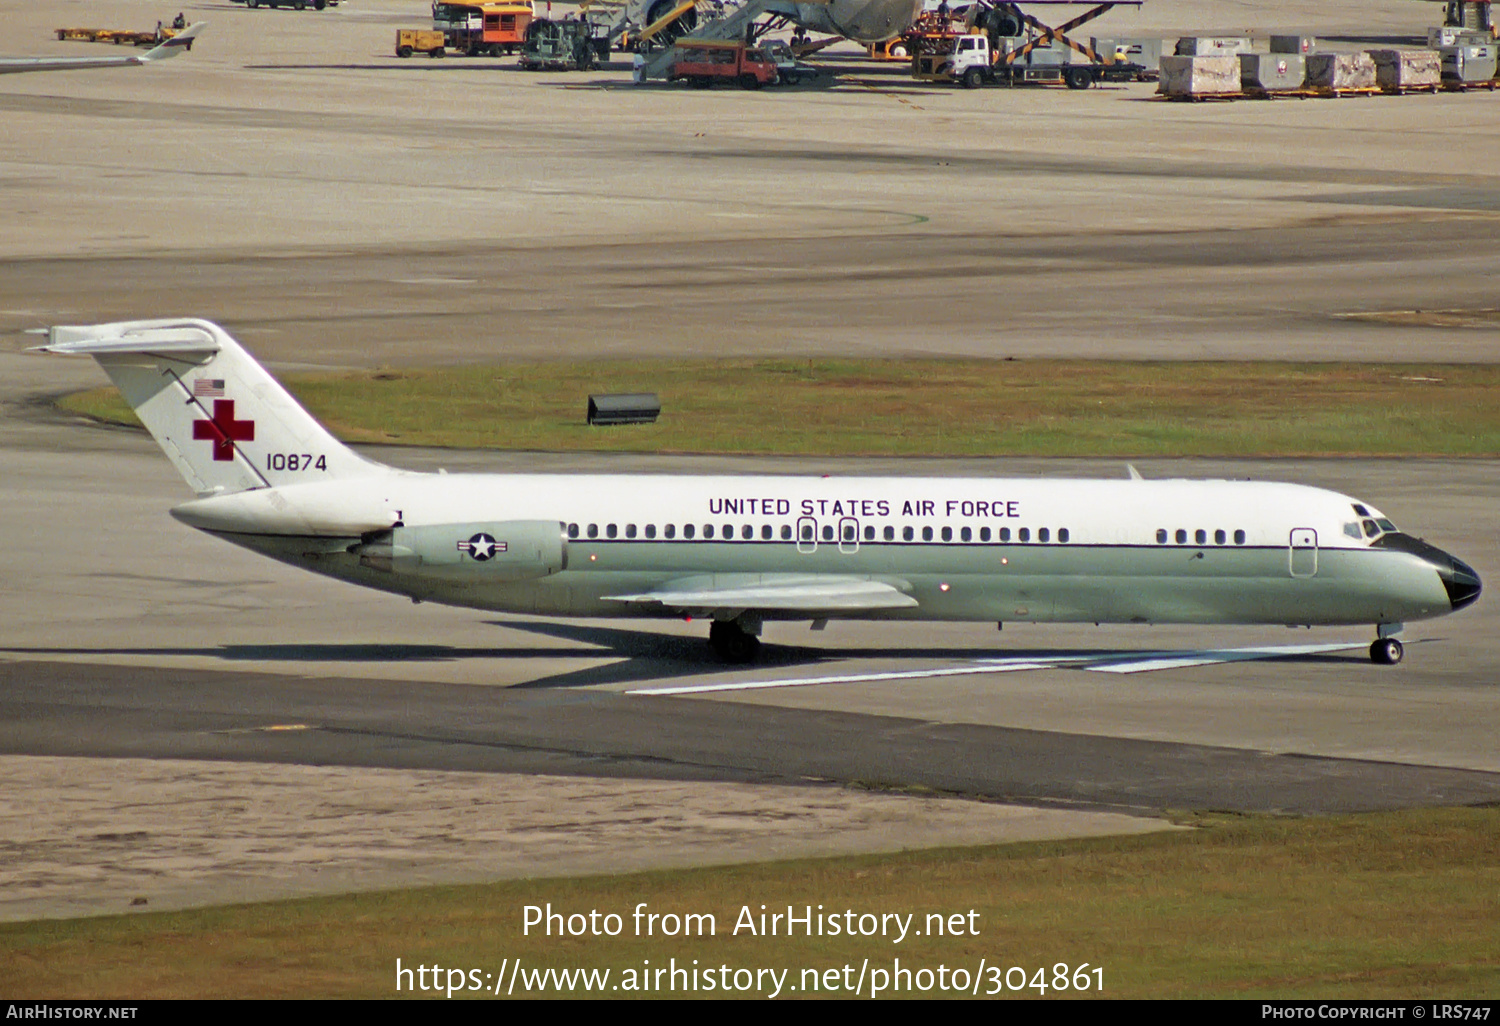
[7,658,1500,816]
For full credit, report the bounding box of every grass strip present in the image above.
[3,808,1498,998]
[56,360,1500,458]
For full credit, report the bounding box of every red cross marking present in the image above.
[192,399,255,462]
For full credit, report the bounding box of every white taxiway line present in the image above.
[1084,642,1366,674]
[629,660,1065,696]
[626,642,1369,696]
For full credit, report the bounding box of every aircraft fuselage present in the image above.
[174,472,1478,628]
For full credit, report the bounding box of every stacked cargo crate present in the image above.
[1158,37,1247,98]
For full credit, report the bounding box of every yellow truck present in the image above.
[396,29,447,58]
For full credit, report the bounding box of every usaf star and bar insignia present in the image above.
[457,533,507,561]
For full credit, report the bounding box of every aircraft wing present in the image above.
[0,23,203,74]
[604,574,918,614]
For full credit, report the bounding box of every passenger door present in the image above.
[1289,528,1318,577]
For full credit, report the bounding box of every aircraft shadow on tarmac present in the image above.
[0,643,586,663]
[483,619,1374,691]
[242,64,844,92]
[0,623,1380,691]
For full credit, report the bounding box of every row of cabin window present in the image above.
[566,523,1072,544]
[1157,528,1247,546]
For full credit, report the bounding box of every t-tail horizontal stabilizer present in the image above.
[36,317,388,497]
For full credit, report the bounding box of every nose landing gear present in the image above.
[1369,637,1404,665]
[1370,623,1404,665]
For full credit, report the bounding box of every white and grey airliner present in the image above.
[38,318,1481,666]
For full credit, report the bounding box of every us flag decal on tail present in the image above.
[193,378,226,397]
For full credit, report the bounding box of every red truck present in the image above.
[667,40,779,89]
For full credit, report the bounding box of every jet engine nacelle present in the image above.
[792,0,923,44]
[354,520,568,581]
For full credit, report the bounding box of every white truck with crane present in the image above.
[912,1,1147,88]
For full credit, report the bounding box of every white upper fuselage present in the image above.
[173,470,1391,552]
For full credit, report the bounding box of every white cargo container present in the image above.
[1306,52,1377,90]
[1239,52,1306,91]
[1440,44,1498,82]
[1159,54,1240,95]
[1368,48,1441,89]
[1173,36,1249,57]
[1269,35,1316,54]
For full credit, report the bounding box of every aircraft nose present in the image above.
[1437,552,1482,611]
[1374,533,1481,612]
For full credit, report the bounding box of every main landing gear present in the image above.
[709,618,760,664]
[1370,623,1404,665]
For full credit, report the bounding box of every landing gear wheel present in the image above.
[1370,638,1404,665]
[709,620,761,664]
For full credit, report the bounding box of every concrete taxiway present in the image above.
[2,0,1497,918]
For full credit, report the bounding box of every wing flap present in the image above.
[604,574,918,613]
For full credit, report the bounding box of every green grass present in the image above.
[56,360,1500,457]
[4,808,1498,998]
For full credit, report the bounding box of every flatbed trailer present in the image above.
[970,0,1147,85]
[54,27,178,46]
[990,55,1143,86]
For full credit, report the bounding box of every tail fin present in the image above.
[141,22,205,63]
[38,318,386,496]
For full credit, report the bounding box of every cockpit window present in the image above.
[1362,519,1379,537]
[1376,518,1397,532]
[1353,504,1370,516]
[1343,522,1362,539]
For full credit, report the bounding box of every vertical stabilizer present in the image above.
[38,318,386,496]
